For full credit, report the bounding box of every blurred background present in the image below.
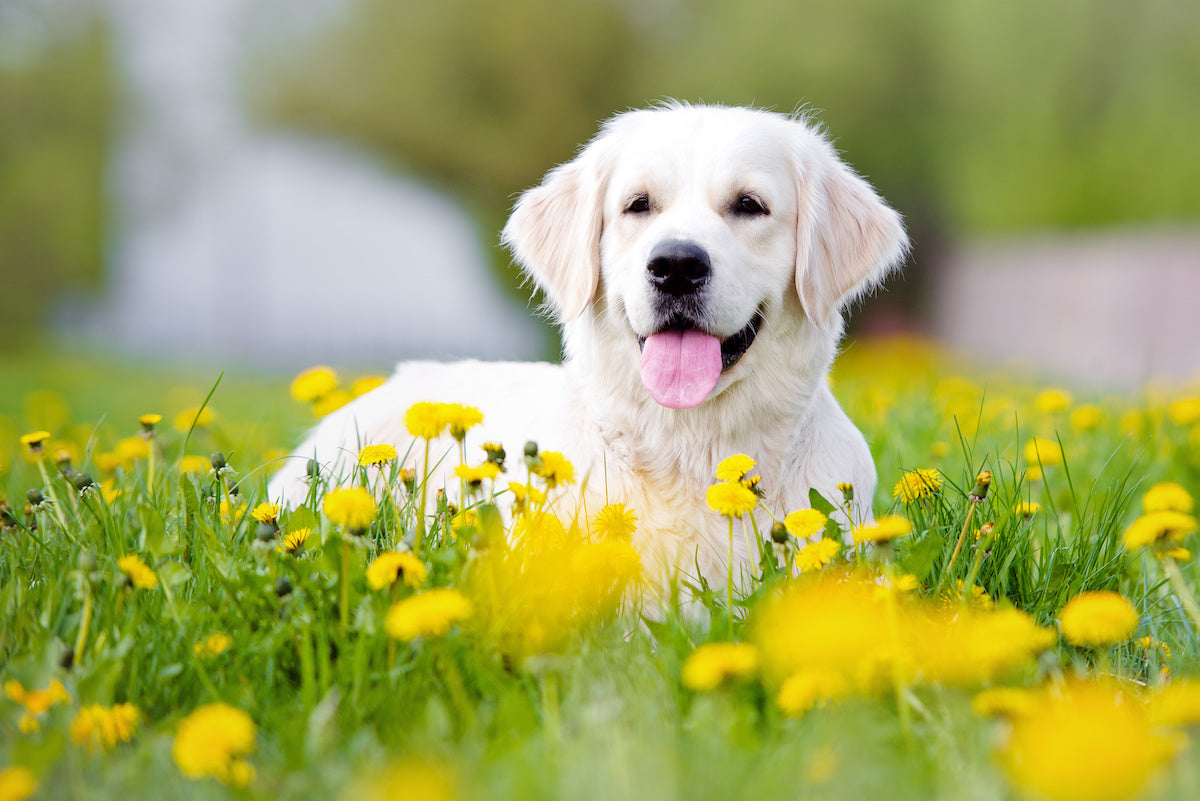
[2,0,1199,387]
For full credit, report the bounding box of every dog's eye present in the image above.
[734,195,768,216]
[625,195,651,214]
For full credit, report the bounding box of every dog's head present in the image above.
[503,104,908,409]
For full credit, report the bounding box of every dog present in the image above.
[268,103,907,585]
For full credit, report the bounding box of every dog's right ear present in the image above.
[502,144,609,322]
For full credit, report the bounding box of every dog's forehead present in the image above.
[604,109,797,194]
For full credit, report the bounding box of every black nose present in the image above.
[647,240,711,297]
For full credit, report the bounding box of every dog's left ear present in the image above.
[794,139,909,334]
[502,143,609,322]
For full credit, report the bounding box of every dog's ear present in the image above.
[502,144,609,322]
[794,138,908,334]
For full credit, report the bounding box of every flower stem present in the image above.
[415,440,430,555]
[727,516,735,638]
[74,580,92,666]
[1162,556,1200,631]
[340,534,351,628]
[937,500,977,600]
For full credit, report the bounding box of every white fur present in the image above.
[268,104,907,586]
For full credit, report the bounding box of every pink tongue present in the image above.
[639,329,722,408]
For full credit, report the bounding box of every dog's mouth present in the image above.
[635,309,765,409]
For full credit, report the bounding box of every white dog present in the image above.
[269,103,907,584]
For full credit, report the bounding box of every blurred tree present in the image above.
[0,11,111,348]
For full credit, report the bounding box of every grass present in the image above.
[1,337,1199,801]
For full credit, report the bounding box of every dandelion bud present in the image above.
[399,468,416,494]
[0,500,16,528]
[274,576,293,597]
[210,452,227,471]
[482,442,506,469]
[770,522,789,544]
[256,522,278,542]
[26,488,45,507]
[55,449,73,472]
[524,441,539,458]
[306,458,321,481]
[970,471,993,502]
[837,482,854,503]
[138,413,161,435]
[71,473,96,493]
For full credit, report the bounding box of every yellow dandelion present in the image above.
[404,402,450,440]
[277,527,312,555]
[454,461,501,484]
[507,481,546,515]
[852,515,913,545]
[193,632,233,659]
[930,441,950,458]
[173,406,215,433]
[893,468,943,503]
[114,436,151,467]
[312,389,352,417]
[591,503,638,541]
[1070,404,1104,432]
[172,703,257,787]
[1024,437,1063,467]
[250,502,280,524]
[1014,501,1041,517]
[706,481,758,517]
[533,451,575,487]
[794,538,841,573]
[322,487,377,531]
[1142,481,1194,514]
[715,454,756,483]
[971,687,1038,718]
[1060,591,1138,648]
[19,430,52,454]
[350,375,386,397]
[219,498,244,522]
[350,758,458,801]
[385,589,473,641]
[5,679,70,714]
[358,443,398,467]
[138,412,162,427]
[290,366,339,403]
[70,703,141,753]
[366,551,428,591]
[1000,679,1180,801]
[180,454,211,474]
[1035,389,1072,414]
[0,766,36,801]
[681,642,760,691]
[776,669,848,716]
[1149,680,1200,727]
[1123,510,1197,550]
[1168,396,1200,426]
[443,403,483,441]
[117,554,158,590]
[784,508,828,539]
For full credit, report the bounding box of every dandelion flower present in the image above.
[784,508,828,539]
[795,538,841,572]
[173,406,215,432]
[1167,396,1200,426]
[276,528,312,555]
[681,642,759,691]
[180,455,210,474]
[250,502,280,524]
[852,515,913,545]
[1024,437,1063,467]
[117,554,158,590]
[351,758,457,801]
[1060,591,1138,648]
[193,632,233,659]
[971,687,1037,718]
[322,487,377,532]
[385,589,473,641]
[454,462,501,484]
[19,430,51,455]
[0,766,36,801]
[1149,680,1200,727]
[172,702,257,787]
[290,366,338,402]
[533,451,575,487]
[350,375,386,396]
[1000,679,1180,801]
[1035,389,1072,413]
[358,443,398,467]
[776,669,847,716]
[443,403,483,440]
[405,402,450,440]
[367,551,427,591]
[1123,510,1197,550]
[591,503,637,540]
[1014,501,1041,517]
[715,454,756,483]
[893,468,943,503]
[1070,404,1104,432]
[706,481,758,517]
[1142,482,1194,514]
[507,482,546,515]
[5,679,70,714]
[70,703,141,753]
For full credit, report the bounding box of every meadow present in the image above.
[1,338,1199,801]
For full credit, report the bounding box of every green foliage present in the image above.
[0,17,113,347]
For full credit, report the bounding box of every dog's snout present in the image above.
[647,240,711,297]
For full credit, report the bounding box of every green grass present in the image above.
[2,339,1199,801]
